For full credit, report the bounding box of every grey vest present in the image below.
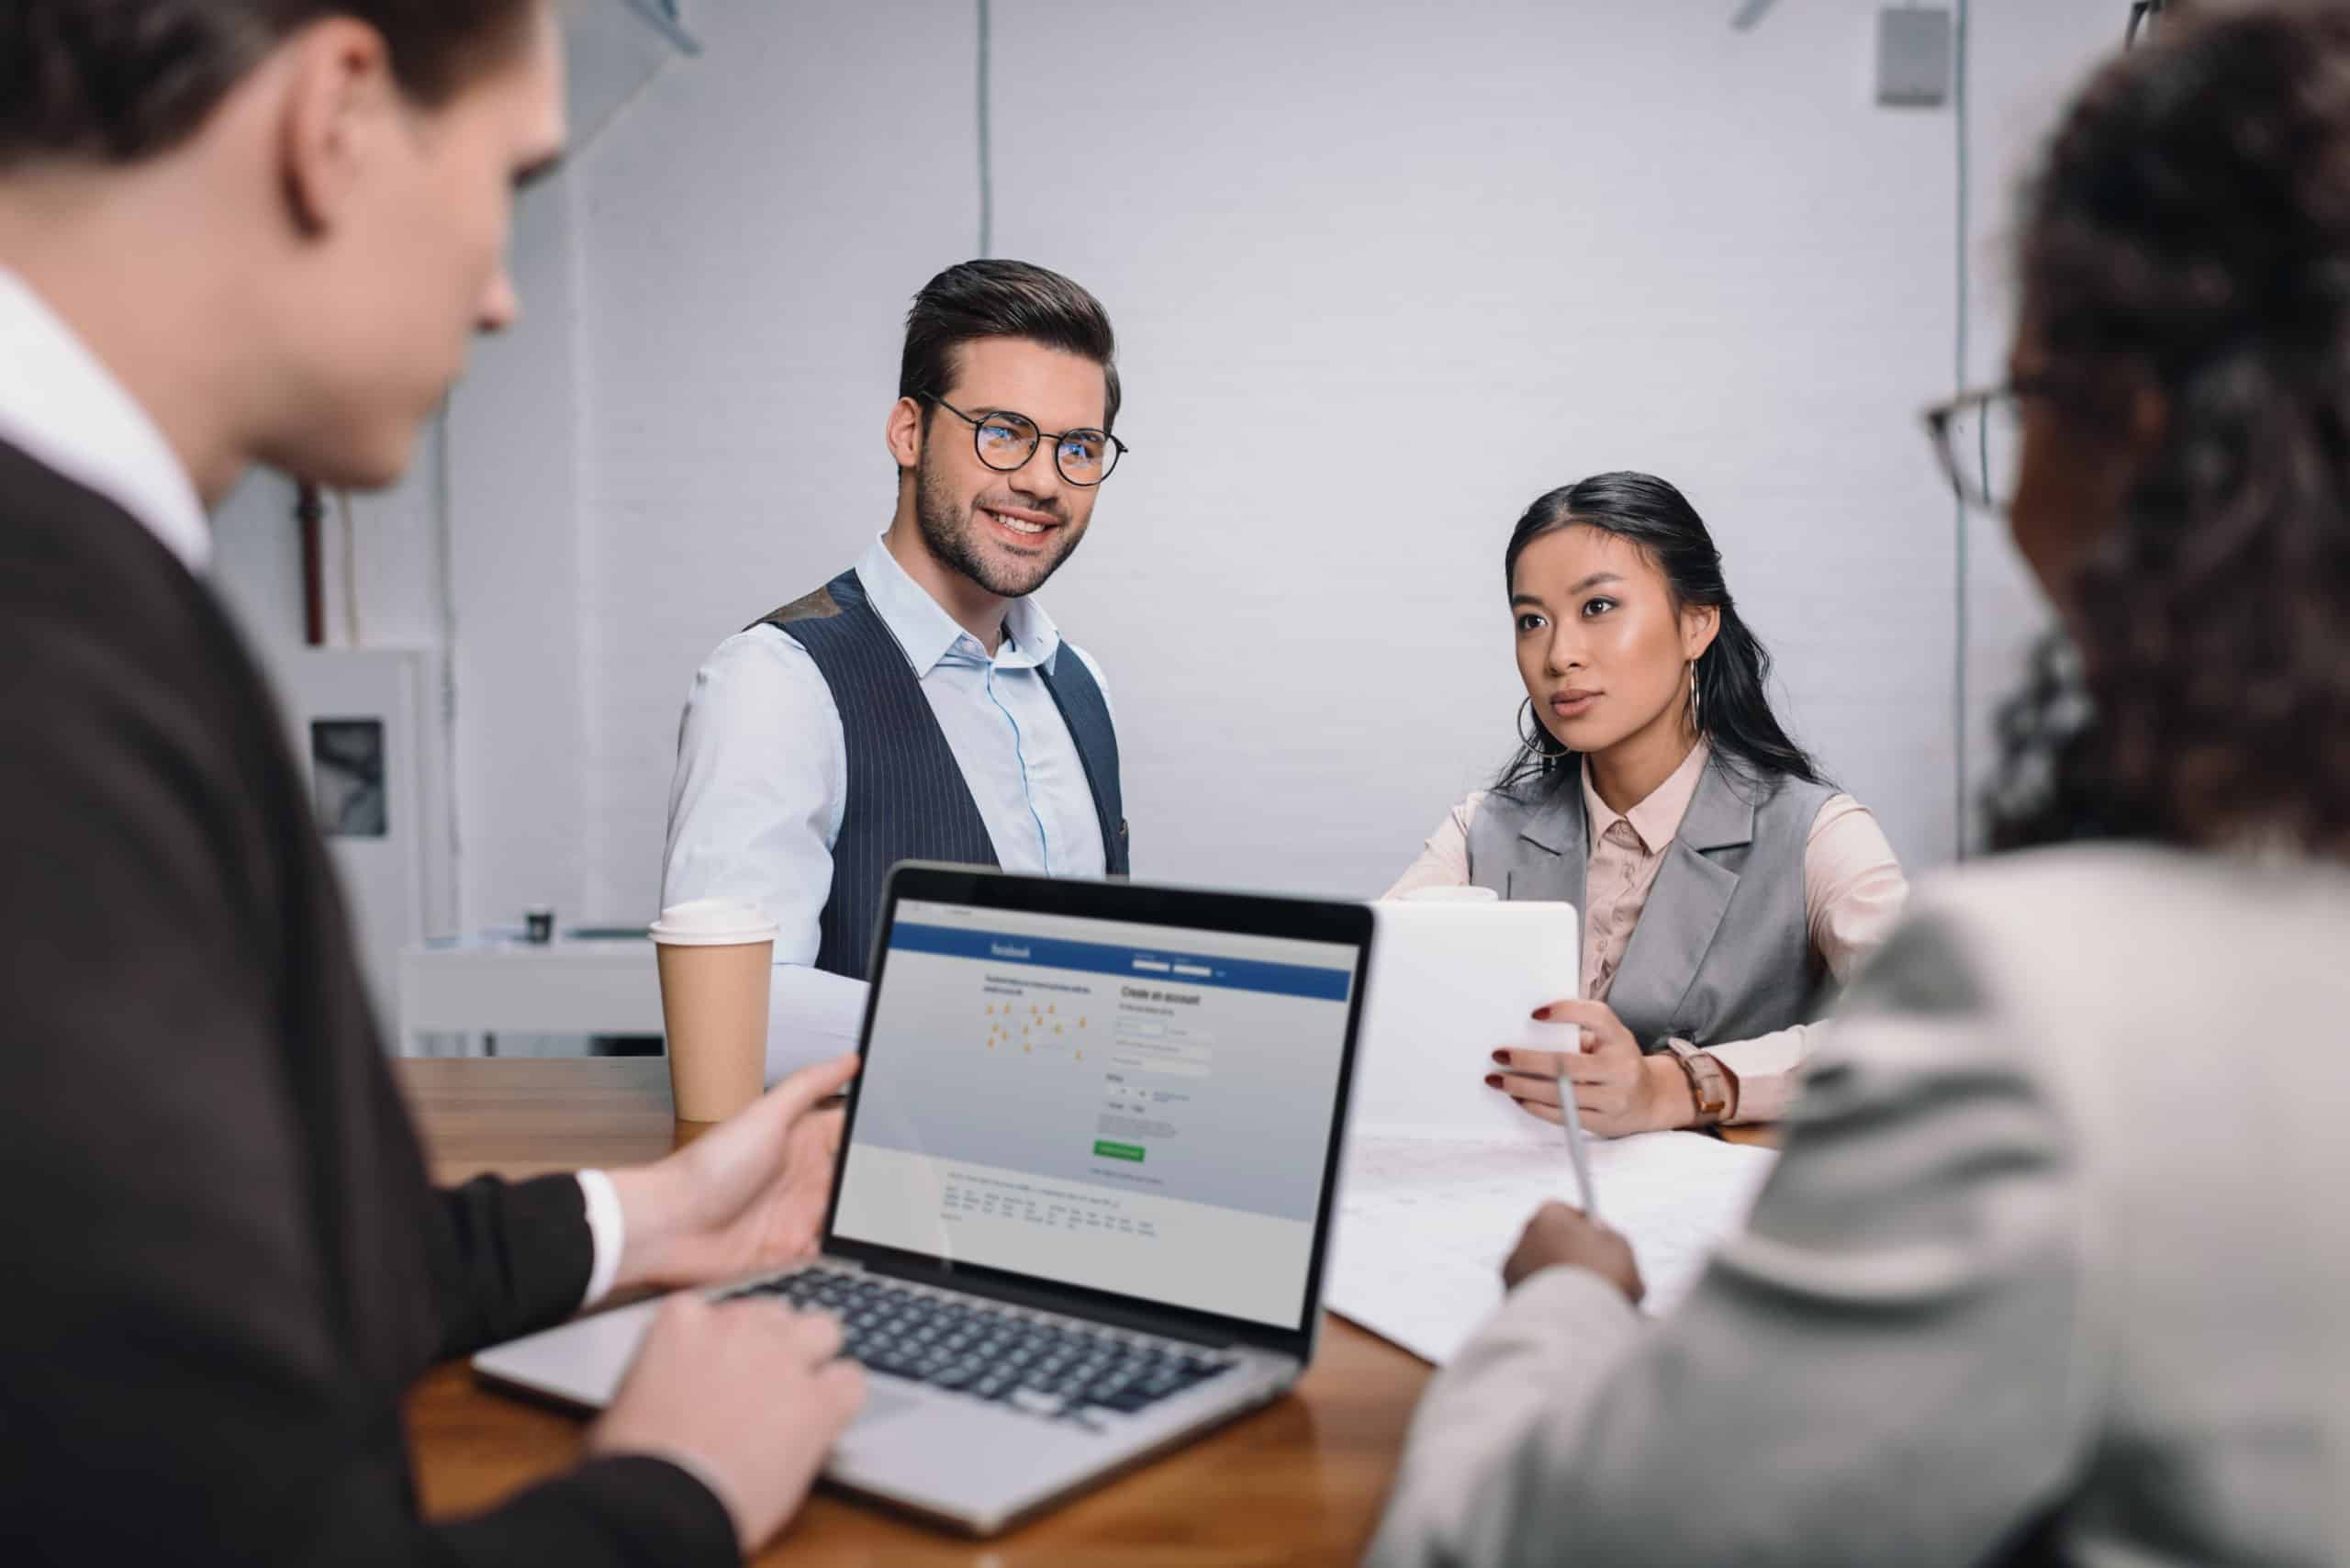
[1464,756,1835,1051]
[755,570,1128,982]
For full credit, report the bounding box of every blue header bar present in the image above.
[888,923,1354,1002]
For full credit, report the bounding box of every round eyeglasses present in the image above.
[1921,383,2029,516]
[922,394,1128,487]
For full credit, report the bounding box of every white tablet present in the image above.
[1348,895,1580,1141]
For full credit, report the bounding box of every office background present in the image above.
[205,0,2132,977]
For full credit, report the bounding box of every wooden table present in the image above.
[400,1058,1428,1564]
[401,1058,1777,1562]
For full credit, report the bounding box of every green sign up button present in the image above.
[1092,1139,1147,1163]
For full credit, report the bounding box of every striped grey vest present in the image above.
[756,569,1128,981]
[1463,755,1835,1051]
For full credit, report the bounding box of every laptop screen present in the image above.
[829,895,1362,1334]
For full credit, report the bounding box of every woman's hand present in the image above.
[606,1053,861,1293]
[1486,1000,1695,1137]
[1502,1201,1644,1301]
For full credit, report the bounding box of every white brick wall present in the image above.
[211,0,2137,934]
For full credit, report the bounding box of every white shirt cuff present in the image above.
[576,1169,627,1309]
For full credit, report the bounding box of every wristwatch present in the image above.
[1664,1038,1737,1126]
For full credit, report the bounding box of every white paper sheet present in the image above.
[1326,1130,1776,1364]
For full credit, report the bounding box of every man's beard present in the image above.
[913,454,1086,599]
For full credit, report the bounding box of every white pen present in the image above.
[1555,1057,1600,1225]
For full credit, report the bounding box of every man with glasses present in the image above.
[664,260,1131,1075]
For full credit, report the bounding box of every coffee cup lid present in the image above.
[649,897,779,946]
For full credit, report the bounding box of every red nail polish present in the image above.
[1532,1005,1552,1021]
[1484,1074,1504,1088]
[1491,1048,1510,1064]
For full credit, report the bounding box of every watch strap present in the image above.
[1663,1038,1738,1126]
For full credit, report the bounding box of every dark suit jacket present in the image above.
[0,442,734,1565]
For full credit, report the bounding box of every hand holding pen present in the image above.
[1494,1001,1645,1302]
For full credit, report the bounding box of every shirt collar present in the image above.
[1582,739,1712,856]
[0,268,210,573]
[852,532,1064,676]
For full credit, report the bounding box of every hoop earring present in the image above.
[1513,700,1550,770]
[1516,698,1564,773]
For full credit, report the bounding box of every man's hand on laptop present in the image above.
[606,1052,861,1293]
[589,1292,866,1551]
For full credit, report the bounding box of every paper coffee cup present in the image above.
[650,899,778,1122]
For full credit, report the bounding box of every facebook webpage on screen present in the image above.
[831,901,1358,1328]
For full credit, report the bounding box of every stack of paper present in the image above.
[1336,899,1779,1363]
[1326,1130,1777,1365]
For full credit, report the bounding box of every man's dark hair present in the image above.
[0,0,539,168]
[898,259,1121,432]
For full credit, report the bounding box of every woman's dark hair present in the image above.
[1495,471,1824,796]
[0,0,538,168]
[900,259,1122,432]
[1988,0,2350,855]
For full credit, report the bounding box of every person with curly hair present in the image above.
[1370,5,2350,1563]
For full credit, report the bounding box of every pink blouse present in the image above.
[1383,743,1909,1123]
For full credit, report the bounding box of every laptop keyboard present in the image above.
[725,1268,1237,1417]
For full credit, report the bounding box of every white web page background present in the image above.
[845,914,1355,1222]
[830,907,1359,1326]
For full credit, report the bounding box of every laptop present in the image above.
[473,863,1375,1536]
